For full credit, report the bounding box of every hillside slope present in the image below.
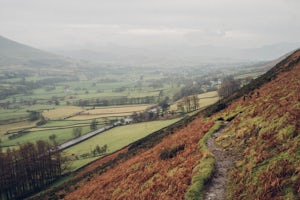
[214,50,300,199]
[0,35,71,68]
[63,118,213,199]
[33,50,299,199]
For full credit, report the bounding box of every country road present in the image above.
[58,125,114,151]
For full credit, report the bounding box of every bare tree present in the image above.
[0,141,64,199]
[191,95,200,110]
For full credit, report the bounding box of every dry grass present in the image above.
[68,113,127,120]
[69,105,152,120]
[82,105,151,115]
[198,91,218,99]
[42,106,84,120]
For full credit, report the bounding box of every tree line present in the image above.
[0,141,65,200]
[73,96,158,107]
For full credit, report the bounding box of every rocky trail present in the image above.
[203,124,236,200]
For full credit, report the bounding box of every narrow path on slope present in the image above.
[203,123,235,200]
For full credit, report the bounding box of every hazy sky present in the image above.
[0,0,299,50]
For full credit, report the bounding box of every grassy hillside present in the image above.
[213,50,300,199]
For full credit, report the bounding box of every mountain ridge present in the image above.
[0,35,72,68]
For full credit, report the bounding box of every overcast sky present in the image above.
[0,0,299,50]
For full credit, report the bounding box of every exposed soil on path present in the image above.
[203,124,236,200]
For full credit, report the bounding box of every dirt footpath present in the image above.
[203,125,235,200]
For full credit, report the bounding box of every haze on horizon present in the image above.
[1,0,300,63]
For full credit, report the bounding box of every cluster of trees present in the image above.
[177,95,200,113]
[90,119,98,130]
[28,111,47,126]
[0,141,64,199]
[218,76,241,97]
[72,127,82,138]
[91,144,108,156]
[131,99,172,122]
[131,109,160,123]
[29,111,41,121]
[78,144,108,159]
[72,120,98,138]
[173,85,204,101]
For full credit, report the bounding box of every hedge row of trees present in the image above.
[0,141,64,200]
[131,110,160,123]
[74,96,158,107]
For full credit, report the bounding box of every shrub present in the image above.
[159,144,185,160]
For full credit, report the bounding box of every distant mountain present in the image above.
[0,35,72,68]
[240,42,300,61]
[55,42,300,67]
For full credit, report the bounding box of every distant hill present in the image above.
[55,43,300,67]
[0,35,72,68]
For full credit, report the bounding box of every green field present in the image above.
[0,125,96,148]
[0,110,28,121]
[38,119,105,128]
[0,103,154,147]
[64,118,181,170]
[0,61,264,157]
